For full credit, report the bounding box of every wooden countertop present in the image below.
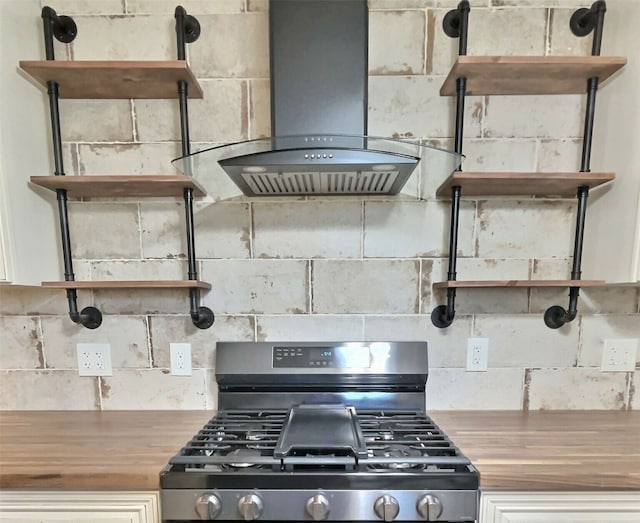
[0,411,638,490]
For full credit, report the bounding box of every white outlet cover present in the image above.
[466,337,489,372]
[601,339,638,372]
[76,343,112,377]
[170,343,192,376]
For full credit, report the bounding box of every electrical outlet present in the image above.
[76,343,112,377]
[170,343,192,376]
[601,339,638,372]
[466,337,489,372]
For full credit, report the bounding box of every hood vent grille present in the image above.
[243,170,399,196]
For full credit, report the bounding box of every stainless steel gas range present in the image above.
[160,342,479,522]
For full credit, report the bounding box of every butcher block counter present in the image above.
[0,410,639,491]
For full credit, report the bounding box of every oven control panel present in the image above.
[272,345,370,368]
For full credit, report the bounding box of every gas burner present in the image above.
[222,448,263,468]
[370,444,424,471]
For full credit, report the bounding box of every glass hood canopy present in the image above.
[171,135,464,197]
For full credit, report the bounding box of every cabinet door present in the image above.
[480,491,640,523]
[0,491,160,523]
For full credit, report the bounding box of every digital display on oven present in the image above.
[272,346,370,368]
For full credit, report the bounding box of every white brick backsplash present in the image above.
[470,8,547,55]
[134,80,247,143]
[548,9,592,56]
[249,79,271,139]
[313,260,420,314]
[485,95,584,139]
[537,139,582,171]
[48,1,125,15]
[474,314,579,367]
[94,289,192,315]
[90,259,187,280]
[150,315,254,368]
[140,201,251,259]
[434,288,530,315]
[189,14,269,78]
[426,368,525,409]
[526,368,630,409]
[492,1,588,8]
[253,202,362,259]
[476,200,575,258]
[369,1,436,8]
[429,257,531,281]
[42,316,150,369]
[530,287,639,315]
[364,201,475,257]
[631,372,640,409]
[459,139,538,172]
[101,369,208,409]
[531,258,572,279]
[364,315,472,367]
[579,315,640,367]
[369,11,426,75]
[0,317,42,369]
[126,1,245,14]
[256,315,364,342]
[0,371,98,410]
[69,202,141,259]
[369,76,483,138]
[69,15,174,60]
[0,287,90,316]
[78,143,181,175]
[60,100,133,142]
[201,260,309,314]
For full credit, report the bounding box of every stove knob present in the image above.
[416,494,443,521]
[195,493,222,520]
[374,495,400,521]
[305,494,330,521]
[238,494,264,521]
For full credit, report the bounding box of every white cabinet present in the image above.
[0,491,160,523]
[586,0,640,283]
[480,491,640,522]
[0,1,61,285]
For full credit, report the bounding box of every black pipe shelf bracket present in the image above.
[41,6,102,330]
[544,0,606,329]
[432,1,610,330]
[431,1,469,330]
[39,5,213,329]
[175,6,214,330]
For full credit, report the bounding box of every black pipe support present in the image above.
[443,1,470,56]
[570,0,606,52]
[42,6,77,54]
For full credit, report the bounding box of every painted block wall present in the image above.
[0,0,638,410]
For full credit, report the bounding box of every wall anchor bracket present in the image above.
[443,1,470,39]
[570,1,606,38]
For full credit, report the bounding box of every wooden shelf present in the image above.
[19,60,203,99]
[436,171,615,198]
[433,279,605,289]
[440,56,626,96]
[42,280,212,290]
[30,175,206,198]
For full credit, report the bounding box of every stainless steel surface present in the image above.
[216,342,428,376]
[270,0,367,137]
[373,495,400,522]
[305,494,330,521]
[417,495,443,521]
[238,494,264,521]
[161,489,478,521]
[195,493,221,520]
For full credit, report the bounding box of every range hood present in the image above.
[172,0,463,197]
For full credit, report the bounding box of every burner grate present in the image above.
[169,408,471,473]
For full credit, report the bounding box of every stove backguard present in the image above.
[215,342,428,411]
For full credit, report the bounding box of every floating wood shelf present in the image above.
[19,60,204,99]
[440,56,627,96]
[433,279,605,289]
[42,280,212,290]
[436,171,615,198]
[30,175,206,198]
